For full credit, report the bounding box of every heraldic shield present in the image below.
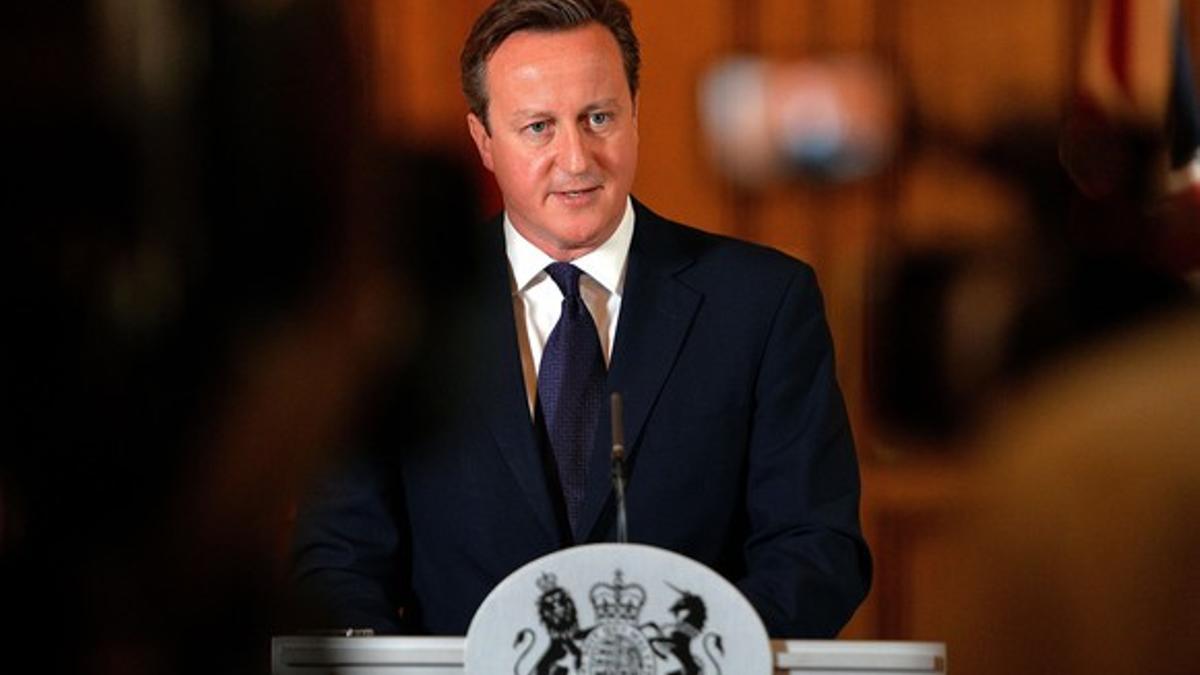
[465,543,772,675]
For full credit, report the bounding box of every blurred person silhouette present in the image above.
[0,2,475,673]
[938,307,1200,675]
[871,114,1192,441]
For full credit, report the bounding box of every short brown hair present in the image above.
[460,0,640,130]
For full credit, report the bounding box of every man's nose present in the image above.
[556,125,591,175]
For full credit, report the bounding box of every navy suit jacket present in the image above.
[291,199,871,637]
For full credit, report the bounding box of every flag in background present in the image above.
[1079,0,1176,127]
[1166,8,1200,185]
[1063,0,1200,280]
[1067,0,1200,192]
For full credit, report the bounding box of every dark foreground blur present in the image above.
[2,3,479,673]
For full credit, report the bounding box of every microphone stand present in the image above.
[610,392,628,544]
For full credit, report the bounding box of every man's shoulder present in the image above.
[631,198,815,283]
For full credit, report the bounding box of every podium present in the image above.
[277,543,945,673]
[271,636,947,674]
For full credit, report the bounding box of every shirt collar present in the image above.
[504,197,635,296]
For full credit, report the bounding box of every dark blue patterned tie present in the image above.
[537,262,606,533]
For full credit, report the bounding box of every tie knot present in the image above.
[545,262,583,299]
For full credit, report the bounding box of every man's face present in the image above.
[468,23,638,261]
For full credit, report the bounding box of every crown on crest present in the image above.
[589,570,646,622]
[536,572,559,594]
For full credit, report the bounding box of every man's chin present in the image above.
[539,222,617,259]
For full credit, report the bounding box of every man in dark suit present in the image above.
[291,0,870,638]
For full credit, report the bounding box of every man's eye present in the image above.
[527,121,549,134]
[589,112,610,127]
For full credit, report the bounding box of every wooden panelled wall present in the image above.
[360,0,1200,641]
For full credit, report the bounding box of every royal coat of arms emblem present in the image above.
[464,544,772,675]
[513,570,724,675]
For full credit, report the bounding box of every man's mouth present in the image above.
[554,185,601,199]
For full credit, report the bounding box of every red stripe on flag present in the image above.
[1107,0,1132,95]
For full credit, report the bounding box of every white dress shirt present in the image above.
[504,197,636,416]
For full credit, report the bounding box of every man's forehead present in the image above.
[485,29,628,112]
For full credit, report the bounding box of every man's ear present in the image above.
[467,112,494,172]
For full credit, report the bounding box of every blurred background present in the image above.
[3,1,1198,673]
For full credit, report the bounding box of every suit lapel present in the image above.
[575,201,701,542]
[469,222,562,542]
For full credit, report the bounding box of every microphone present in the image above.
[610,391,628,544]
